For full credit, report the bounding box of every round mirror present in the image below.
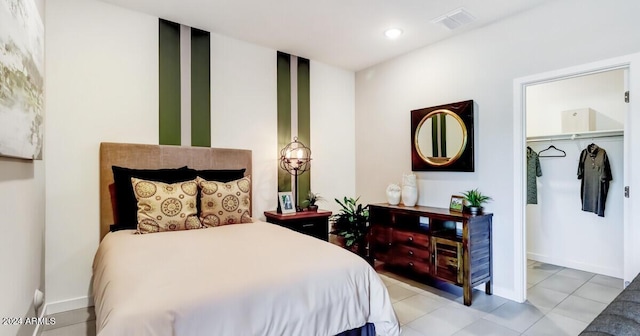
[414,109,467,166]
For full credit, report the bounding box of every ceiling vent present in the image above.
[432,8,475,30]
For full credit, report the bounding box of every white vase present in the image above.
[386,183,401,205]
[401,173,418,206]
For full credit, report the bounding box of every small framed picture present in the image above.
[278,192,296,214]
[450,195,465,212]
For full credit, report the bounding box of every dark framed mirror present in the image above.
[411,100,474,172]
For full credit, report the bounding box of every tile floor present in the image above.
[40,260,623,336]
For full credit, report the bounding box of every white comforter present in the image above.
[93,221,400,336]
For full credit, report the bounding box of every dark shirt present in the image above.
[577,144,612,217]
[526,147,543,204]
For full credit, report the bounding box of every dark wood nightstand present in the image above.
[264,210,332,241]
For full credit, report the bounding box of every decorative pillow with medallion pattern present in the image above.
[131,177,203,234]
[197,176,252,227]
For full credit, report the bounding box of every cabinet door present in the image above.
[370,225,392,261]
[432,237,462,284]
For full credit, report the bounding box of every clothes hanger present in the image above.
[538,144,567,157]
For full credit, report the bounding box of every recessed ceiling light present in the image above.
[384,28,403,40]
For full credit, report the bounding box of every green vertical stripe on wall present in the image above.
[296,57,311,206]
[277,52,292,193]
[431,116,438,156]
[159,19,181,145]
[191,28,211,147]
[440,114,447,157]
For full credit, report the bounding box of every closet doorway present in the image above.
[513,53,640,303]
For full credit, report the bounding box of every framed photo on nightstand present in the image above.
[278,192,296,214]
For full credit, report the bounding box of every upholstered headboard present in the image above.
[99,142,252,240]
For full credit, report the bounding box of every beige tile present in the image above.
[400,325,428,336]
[483,301,545,333]
[387,284,421,303]
[551,295,607,323]
[41,320,95,336]
[574,282,622,304]
[43,307,95,331]
[452,318,521,336]
[536,274,588,295]
[454,290,508,313]
[527,268,556,285]
[526,285,569,312]
[406,313,464,336]
[556,268,594,282]
[589,274,623,289]
[523,312,587,336]
[531,263,564,273]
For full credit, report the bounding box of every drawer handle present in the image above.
[408,236,414,242]
[302,223,314,228]
[408,250,414,256]
[408,262,414,267]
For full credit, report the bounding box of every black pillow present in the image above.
[191,168,246,182]
[111,166,194,231]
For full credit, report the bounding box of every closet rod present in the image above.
[526,130,623,143]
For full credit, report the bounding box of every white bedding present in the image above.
[93,221,400,336]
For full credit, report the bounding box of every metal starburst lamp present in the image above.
[279,137,311,211]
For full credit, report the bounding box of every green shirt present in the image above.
[527,147,543,204]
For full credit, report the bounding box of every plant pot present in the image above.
[467,206,482,215]
[307,205,319,212]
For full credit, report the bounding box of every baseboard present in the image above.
[527,252,622,278]
[45,296,94,315]
[31,303,47,336]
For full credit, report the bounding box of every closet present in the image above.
[525,69,626,278]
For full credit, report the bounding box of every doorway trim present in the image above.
[513,53,640,302]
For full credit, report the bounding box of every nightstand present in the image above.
[264,210,332,241]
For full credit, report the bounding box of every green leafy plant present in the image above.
[461,188,492,207]
[330,197,369,247]
[302,191,324,207]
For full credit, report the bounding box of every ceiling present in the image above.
[99,0,550,71]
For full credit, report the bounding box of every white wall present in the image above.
[45,0,159,312]
[44,0,355,312]
[310,61,356,212]
[355,0,640,301]
[0,1,46,335]
[527,69,626,136]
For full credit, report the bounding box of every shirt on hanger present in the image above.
[577,143,612,217]
[527,147,542,204]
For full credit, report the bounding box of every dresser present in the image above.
[264,210,331,241]
[369,204,492,306]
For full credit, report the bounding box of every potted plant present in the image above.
[330,197,370,258]
[461,188,492,215]
[302,191,323,211]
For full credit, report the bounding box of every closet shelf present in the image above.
[526,129,623,143]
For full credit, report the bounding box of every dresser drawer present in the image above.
[391,244,430,263]
[393,230,430,248]
[433,237,462,284]
[387,256,430,275]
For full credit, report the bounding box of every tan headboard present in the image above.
[99,142,252,240]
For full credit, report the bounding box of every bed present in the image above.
[94,142,400,336]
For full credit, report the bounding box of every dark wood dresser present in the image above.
[264,210,331,241]
[369,203,492,306]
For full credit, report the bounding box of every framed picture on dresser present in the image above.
[278,192,296,214]
[450,195,465,212]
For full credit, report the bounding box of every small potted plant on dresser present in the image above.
[330,197,370,261]
[302,191,323,212]
[461,188,492,215]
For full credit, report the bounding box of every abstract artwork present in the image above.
[0,0,44,159]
